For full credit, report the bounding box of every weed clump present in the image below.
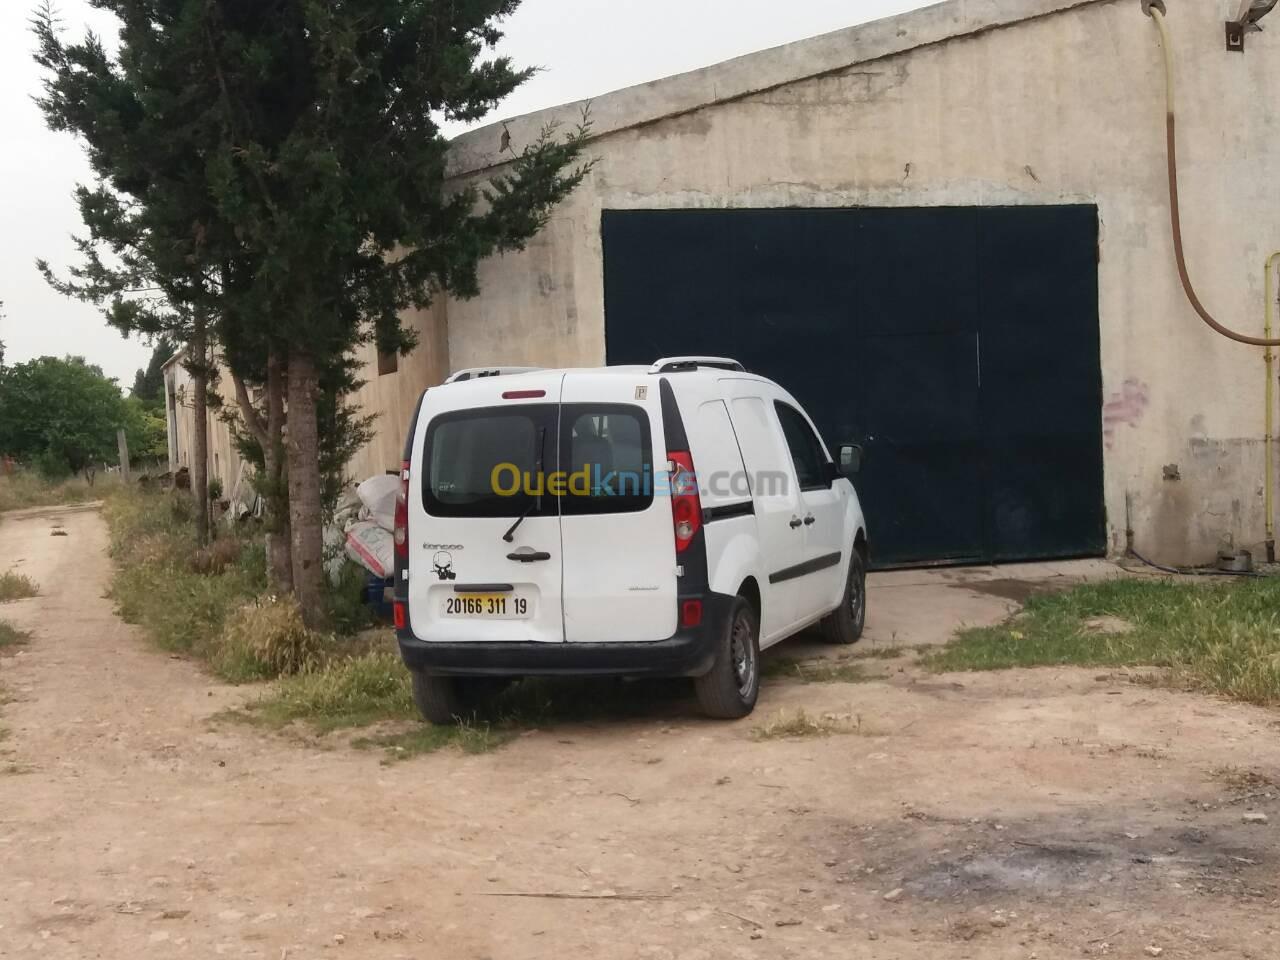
[0,573,38,603]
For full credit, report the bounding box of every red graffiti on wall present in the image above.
[1102,378,1149,450]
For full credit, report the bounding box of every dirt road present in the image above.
[2,506,1278,958]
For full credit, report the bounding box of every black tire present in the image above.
[411,672,503,725]
[694,597,761,720]
[821,549,867,645]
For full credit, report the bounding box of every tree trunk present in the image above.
[191,313,210,547]
[285,348,327,627]
[264,350,293,593]
[230,351,292,594]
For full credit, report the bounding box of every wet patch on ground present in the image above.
[806,801,1278,910]
[951,578,1048,603]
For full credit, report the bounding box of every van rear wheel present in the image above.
[820,550,867,645]
[411,671,503,725]
[694,597,760,720]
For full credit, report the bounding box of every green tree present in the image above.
[131,336,176,409]
[36,0,591,625]
[0,356,126,480]
[122,395,169,464]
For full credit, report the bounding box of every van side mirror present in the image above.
[837,443,864,479]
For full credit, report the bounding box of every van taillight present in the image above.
[669,451,702,554]
[393,460,410,559]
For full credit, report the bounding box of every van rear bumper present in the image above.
[396,593,732,679]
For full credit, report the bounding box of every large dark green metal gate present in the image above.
[602,206,1106,567]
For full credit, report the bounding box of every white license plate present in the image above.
[442,593,531,620]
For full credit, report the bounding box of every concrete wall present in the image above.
[168,0,1280,564]
[437,0,1280,565]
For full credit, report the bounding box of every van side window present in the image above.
[775,402,830,491]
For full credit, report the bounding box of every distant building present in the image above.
[170,0,1280,567]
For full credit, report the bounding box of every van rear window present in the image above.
[425,406,551,518]
[422,404,654,518]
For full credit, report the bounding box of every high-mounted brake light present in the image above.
[669,451,702,554]
[503,389,546,400]
[393,459,410,559]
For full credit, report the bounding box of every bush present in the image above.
[210,597,331,682]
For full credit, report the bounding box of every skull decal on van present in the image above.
[432,551,457,581]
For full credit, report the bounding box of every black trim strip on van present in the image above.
[769,552,842,585]
[703,501,754,523]
[659,378,689,452]
[454,583,515,593]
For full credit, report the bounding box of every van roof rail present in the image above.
[649,356,746,375]
[445,366,544,384]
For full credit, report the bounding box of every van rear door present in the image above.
[559,374,678,643]
[408,375,566,644]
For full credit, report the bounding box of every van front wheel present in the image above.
[694,597,760,720]
[820,550,867,645]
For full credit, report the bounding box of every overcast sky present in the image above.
[0,0,932,387]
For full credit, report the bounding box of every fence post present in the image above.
[117,429,131,484]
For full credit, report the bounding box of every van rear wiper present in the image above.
[503,501,535,543]
[503,426,546,543]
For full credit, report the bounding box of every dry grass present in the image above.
[0,573,38,603]
[210,597,333,683]
[762,655,869,684]
[353,721,515,761]
[0,471,116,514]
[751,707,870,741]
[1210,766,1277,792]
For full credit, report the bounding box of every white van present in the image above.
[392,358,869,722]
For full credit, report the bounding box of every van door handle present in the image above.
[507,549,552,563]
[789,517,803,529]
[803,515,816,526]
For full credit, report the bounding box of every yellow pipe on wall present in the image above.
[1268,253,1280,562]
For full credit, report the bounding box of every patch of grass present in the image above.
[0,470,118,513]
[106,488,381,684]
[925,576,1280,706]
[353,722,515,761]
[2,763,34,776]
[106,489,266,657]
[242,652,417,732]
[0,622,29,651]
[762,655,868,684]
[0,572,38,602]
[236,660,700,757]
[752,707,869,741]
